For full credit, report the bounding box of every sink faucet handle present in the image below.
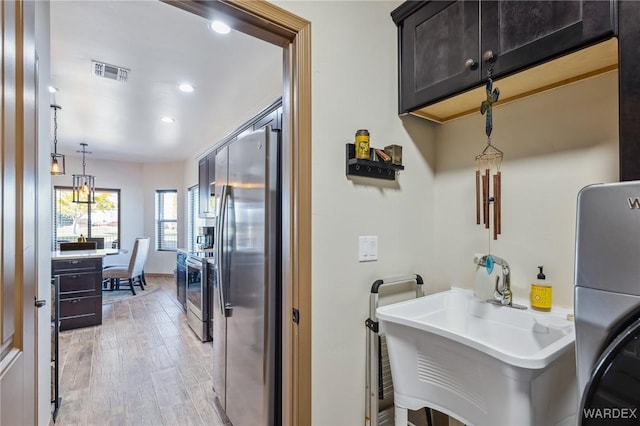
[493,274,513,306]
[494,275,503,298]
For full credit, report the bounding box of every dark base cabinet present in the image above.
[177,251,187,310]
[52,258,103,331]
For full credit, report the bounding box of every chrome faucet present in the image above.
[476,255,527,310]
[493,271,512,305]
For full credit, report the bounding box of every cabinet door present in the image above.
[198,157,209,216]
[482,0,615,78]
[253,108,282,131]
[207,152,216,214]
[397,0,480,113]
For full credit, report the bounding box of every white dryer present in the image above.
[575,181,640,425]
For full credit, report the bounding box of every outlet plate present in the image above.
[359,236,378,262]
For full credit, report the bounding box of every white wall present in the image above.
[276,2,436,425]
[432,71,619,307]
[142,161,185,273]
[51,157,185,274]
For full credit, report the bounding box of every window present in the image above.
[156,190,178,251]
[187,185,204,252]
[53,186,120,250]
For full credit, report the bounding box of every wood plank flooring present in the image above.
[55,275,225,426]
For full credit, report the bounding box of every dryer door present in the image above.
[580,317,640,425]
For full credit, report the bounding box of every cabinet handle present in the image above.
[483,50,498,63]
[35,299,46,308]
[464,58,478,71]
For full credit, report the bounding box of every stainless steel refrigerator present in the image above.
[213,126,280,425]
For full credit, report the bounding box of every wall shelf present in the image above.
[345,143,404,180]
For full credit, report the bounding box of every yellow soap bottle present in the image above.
[531,266,552,311]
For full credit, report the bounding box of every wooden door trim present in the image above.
[163,1,311,424]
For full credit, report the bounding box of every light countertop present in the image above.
[51,248,123,260]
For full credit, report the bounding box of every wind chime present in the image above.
[475,51,503,240]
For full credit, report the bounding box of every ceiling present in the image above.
[49,0,283,163]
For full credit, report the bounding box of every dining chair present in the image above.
[60,241,97,251]
[102,237,150,295]
[85,237,105,249]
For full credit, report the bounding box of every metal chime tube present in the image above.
[492,173,498,240]
[483,168,490,228]
[475,170,481,225]
[496,171,501,235]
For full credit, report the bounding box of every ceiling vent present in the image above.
[91,60,129,83]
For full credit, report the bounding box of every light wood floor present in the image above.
[55,275,225,426]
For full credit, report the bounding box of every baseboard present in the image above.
[144,273,173,278]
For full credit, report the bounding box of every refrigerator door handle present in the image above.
[216,184,228,315]
[219,184,233,318]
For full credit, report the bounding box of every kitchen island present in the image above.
[51,249,117,330]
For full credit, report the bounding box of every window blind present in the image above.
[52,186,120,250]
[156,189,178,251]
[187,185,199,252]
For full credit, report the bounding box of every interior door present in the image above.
[1,1,38,424]
[581,316,640,425]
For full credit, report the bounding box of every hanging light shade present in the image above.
[72,143,95,203]
[50,104,66,175]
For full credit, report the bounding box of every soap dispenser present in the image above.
[530,266,552,311]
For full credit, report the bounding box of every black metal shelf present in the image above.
[345,143,404,180]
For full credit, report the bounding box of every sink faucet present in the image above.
[491,256,511,305]
[476,255,527,310]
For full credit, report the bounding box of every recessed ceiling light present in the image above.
[161,116,175,123]
[48,86,59,93]
[210,20,231,35]
[178,83,195,93]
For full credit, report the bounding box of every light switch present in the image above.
[359,236,378,262]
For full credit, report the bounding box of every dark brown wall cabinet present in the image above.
[52,258,103,331]
[199,152,216,217]
[392,0,616,113]
[198,100,282,218]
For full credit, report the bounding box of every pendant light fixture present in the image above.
[50,104,66,175]
[72,143,95,203]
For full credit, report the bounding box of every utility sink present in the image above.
[376,288,578,426]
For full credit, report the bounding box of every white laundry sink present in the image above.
[376,288,578,426]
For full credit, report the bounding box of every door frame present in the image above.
[164,1,311,424]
